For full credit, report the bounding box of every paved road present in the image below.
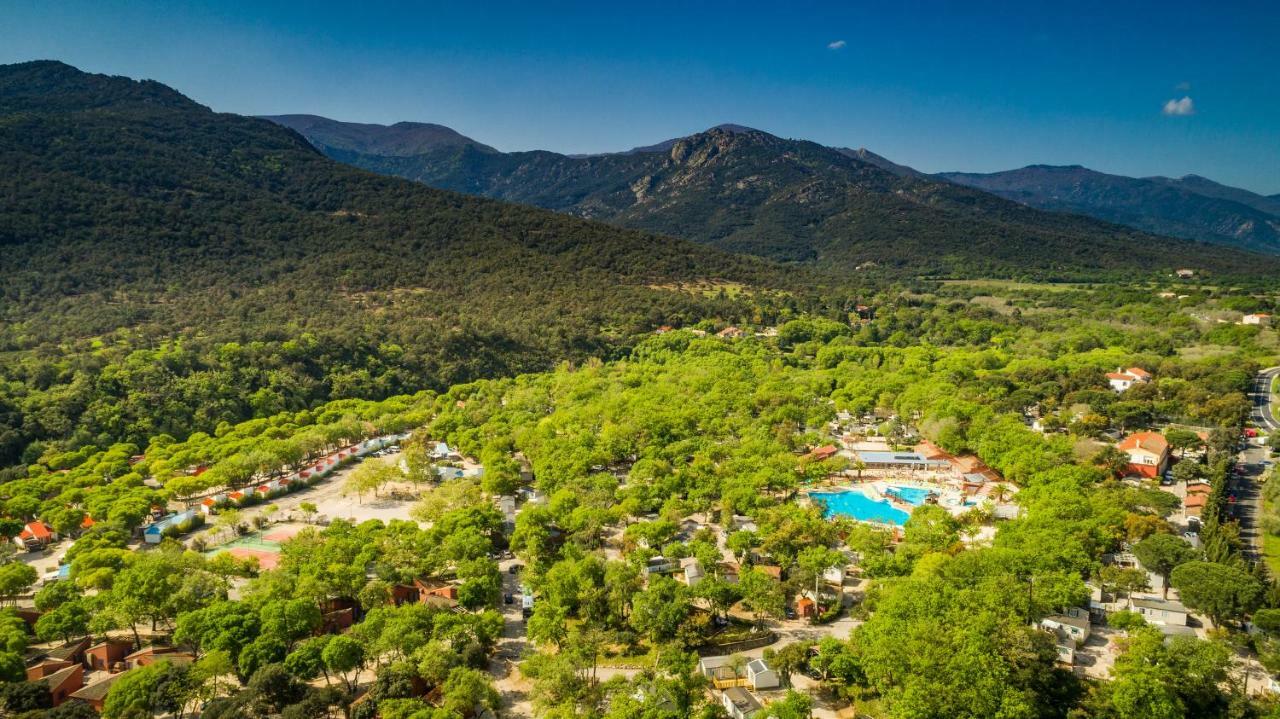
[1230,367,1280,560]
[1251,367,1280,431]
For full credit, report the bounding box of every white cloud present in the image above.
[827,39,847,50]
[1162,96,1195,116]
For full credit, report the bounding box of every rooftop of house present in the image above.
[1044,612,1090,631]
[723,686,762,713]
[745,658,770,674]
[36,664,81,689]
[70,674,120,702]
[1118,432,1169,455]
[1133,597,1188,613]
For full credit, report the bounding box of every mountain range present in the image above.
[0,61,807,378]
[941,165,1280,253]
[266,114,1271,277]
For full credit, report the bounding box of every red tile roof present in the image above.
[19,522,53,541]
[1118,432,1168,455]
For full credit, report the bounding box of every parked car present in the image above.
[503,593,514,605]
[508,564,522,575]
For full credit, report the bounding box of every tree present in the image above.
[759,690,813,718]
[0,562,37,605]
[796,546,844,614]
[299,502,318,524]
[629,576,691,646]
[102,660,191,719]
[1093,445,1131,478]
[190,649,235,708]
[1170,460,1204,485]
[1169,561,1262,628]
[1132,534,1199,599]
[259,598,322,648]
[284,637,329,683]
[322,634,365,692]
[237,635,287,680]
[0,680,52,712]
[35,599,90,643]
[526,603,569,649]
[439,666,499,717]
[345,458,401,503]
[1165,429,1203,457]
[738,568,785,625]
[766,641,812,687]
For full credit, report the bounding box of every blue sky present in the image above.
[5,0,1279,193]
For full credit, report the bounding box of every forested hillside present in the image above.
[0,61,842,469]
[268,118,1280,277]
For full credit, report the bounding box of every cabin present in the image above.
[745,658,780,690]
[716,326,746,339]
[1133,597,1189,627]
[199,493,228,515]
[1243,313,1271,326]
[720,686,763,719]
[679,557,704,587]
[1040,608,1091,645]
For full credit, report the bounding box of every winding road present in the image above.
[1231,367,1280,560]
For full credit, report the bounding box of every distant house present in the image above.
[1107,367,1153,392]
[1243,313,1272,326]
[720,687,763,719]
[1175,269,1196,279]
[803,445,840,463]
[15,521,56,551]
[716,326,746,339]
[1117,432,1170,478]
[643,556,679,576]
[1132,597,1189,626]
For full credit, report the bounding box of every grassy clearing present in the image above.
[938,279,1085,293]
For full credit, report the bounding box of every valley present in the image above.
[1,51,1280,719]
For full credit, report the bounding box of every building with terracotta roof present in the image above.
[35,663,84,706]
[14,521,56,550]
[1183,493,1208,518]
[69,674,121,712]
[1107,367,1152,392]
[1117,432,1170,478]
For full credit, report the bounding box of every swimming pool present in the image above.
[884,485,934,505]
[810,490,911,526]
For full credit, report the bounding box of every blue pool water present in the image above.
[885,485,933,505]
[810,490,910,526]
